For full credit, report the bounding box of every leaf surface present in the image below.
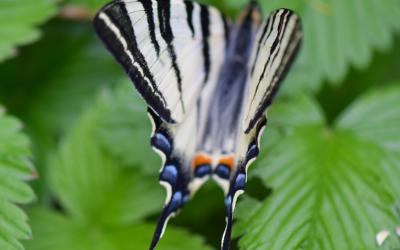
[49,97,162,226]
[0,107,35,250]
[0,0,57,62]
[235,88,400,250]
[96,81,159,173]
[26,209,213,250]
[27,93,212,249]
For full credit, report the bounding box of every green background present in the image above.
[0,0,399,249]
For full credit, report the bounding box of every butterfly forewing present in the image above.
[93,0,228,124]
[242,9,302,132]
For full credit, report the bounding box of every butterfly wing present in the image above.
[93,0,229,124]
[242,9,302,133]
[220,9,302,249]
[94,1,229,249]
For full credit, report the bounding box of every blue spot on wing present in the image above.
[160,165,178,186]
[152,132,172,155]
[233,173,246,191]
[246,143,259,160]
[224,195,232,214]
[169,191,183,211]
[215,165,231,179]
[194,164,212,178]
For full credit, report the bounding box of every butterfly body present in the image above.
[93,1,302,249]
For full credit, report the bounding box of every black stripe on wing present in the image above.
[200,5,211,84]
[138,0,161,56]
[250,10,293,102]
[250,14,273,76]
[184,1,195,37]
[93,1,175,123]
[157,1,185,113]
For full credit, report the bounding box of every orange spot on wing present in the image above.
[219,156,235,171]
[192,154,212,170]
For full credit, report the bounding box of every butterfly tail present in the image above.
[221,196,234,250]
[221,171,247,249]
[150,205,173,250]
[150,189,187,250]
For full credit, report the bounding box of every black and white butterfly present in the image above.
[93,0,302,249]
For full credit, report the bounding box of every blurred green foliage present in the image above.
[0,107,35,249]
[0,0,399,249]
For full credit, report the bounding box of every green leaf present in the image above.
[49,96,162,226]
[96,80,160,173]
[35,22,121,139]
[234,88,400,249]
[337,84,400,203]
[26,209,213,250]
[196,0,248,17]
[62,0,108,13]
[27,91,213,249]
[259,0,400,94]
[0,21,123,195]
[317,38,400,124]
[336,85,400,153]
[0,0,57,62]
[0,21,124,200]
[0,107,35,250]
[0,21,122,143]
[63,0,246,16]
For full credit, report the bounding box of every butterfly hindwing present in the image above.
[93,0,228,123]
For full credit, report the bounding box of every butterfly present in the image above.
[93,0,302,249]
